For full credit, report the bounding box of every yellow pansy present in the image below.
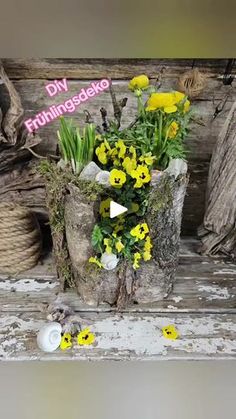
[168,121,179,139]
[95,142,108,165]
[104,139,111,151]
[115,139,126,159]
[144,236,153,252]
[139,153,155,166]
[77,328,95,346]
[131,165,151,188]
[99,198,112,218]
[113,217,125,234]
[110,169,127,188]
[129,145,137,160]
[143,250,152,261]
[60,333,72,350]
[133,252,142,269]
[130,223,149,240]
[129,75,149,91]
[104,238,112,254]
[162,325,179,340]
[122,156,137,175]
[89,256,103,268]
[115,239,124,253]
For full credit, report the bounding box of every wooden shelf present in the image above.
[0,238,236,360]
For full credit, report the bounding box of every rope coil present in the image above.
[0,203,42,275]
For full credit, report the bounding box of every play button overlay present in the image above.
[110,201,127,218]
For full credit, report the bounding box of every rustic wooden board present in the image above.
[0,311,235,360]
[2,59,235,79]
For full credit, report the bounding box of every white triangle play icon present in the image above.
[110,201,128,218]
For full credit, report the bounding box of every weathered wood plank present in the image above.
[1,59,235,79]
[0,311,235,360]
[0,239,235,313]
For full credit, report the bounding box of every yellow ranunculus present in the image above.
[146,92,176,111]
[184,99,190,113]
[131,165,151,188]
[168,121,179,139]
[110,169,127,188]
[122,156,137,175]
[133,252,142,269]
[99,198,112,218]
[89,256,103,268]
[77,328,95,346]
[129,75,149,91]
[130,223,149,240]
[60,333,72,350]
[115,139,126,159]
[115,239,124,253]
[104,238,112,254]
[164,105,177,114]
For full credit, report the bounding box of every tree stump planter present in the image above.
[64,170,189,307]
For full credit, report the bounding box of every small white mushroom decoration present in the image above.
[101,252,119,270]
[37,322,62,352]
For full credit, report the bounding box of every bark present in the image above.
[64,173,189,307]
[199,101,236,257]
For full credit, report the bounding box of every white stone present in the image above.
[79,162,101,181]
[101,252,119,270]
[37,322,62,352]
[95,170,110,186]
[165,158,188,179]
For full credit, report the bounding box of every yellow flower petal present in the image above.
[89,257,103,268]
[129,75,149,91]
[110,169,127,188]
[60,333,72,350]
[164,105,177,114]
[77,328,95,346]
[162,325,179,340]
[115,240,124,253]
[99,198,112,218]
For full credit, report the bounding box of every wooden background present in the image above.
[1,58,236,235]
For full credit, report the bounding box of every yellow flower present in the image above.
[143,250,152,261]
[146,92,176,111]
[113,217,125,234]
[77,328,95,346]
[133,252,142,269]
[184,99,190,113]
[110,169,127,188]
[100,198,111,218]
[168,121,179,139]
[130,223,149,240]
[139,153,155,166]
[131,165,151,188]
[95,143,108,165]
[60,333,72,350]
[115,239,124,253]
[129,75,149,91]
[144,236,153,252]
[104,238,112,254]
[162,325,179,340]
[116,139,126,159]
[89,256,103,268]
[173,91,185,103]
[130,202,139,213]
[129,145,137,160]
[122,156,137,175]
[104,139,111,151]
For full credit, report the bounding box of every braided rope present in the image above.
[0,203,42,274]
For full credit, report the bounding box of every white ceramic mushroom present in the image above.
[37,322,62,352]
[101,252,119,270]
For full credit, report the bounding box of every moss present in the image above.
[148,175,173,218]
[75,178,105,202]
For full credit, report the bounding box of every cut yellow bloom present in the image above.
[143,250,152,261]
[131,165,151,188]
[60,333,72,350]
[130,223,149,240]
[133,252,142,269]
[104,238,112,254]
[162,325,179,340]
[139,153,155,166]
[122,156,137,175]
[115,239,124,253]
[144,236,153,252]
[110,169,127,188]
[129,74,149,91]
[164,105,177,114]
[77,328,95,346]
[89,256,103,268]
[100,198,112,218]
[116,139,126,158]
[168,121,179,139]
